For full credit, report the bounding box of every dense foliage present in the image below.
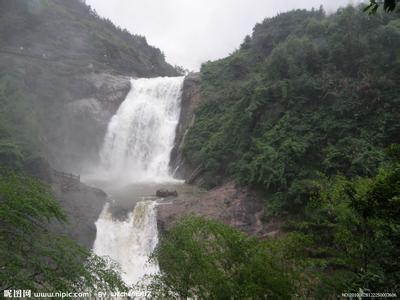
[183,6,400,217]
[294,154,400,295]
[0,0,177,76]
[151,155,400,297]
[149,217,310,299]
[0,172,127,294]
[173,5,400,297]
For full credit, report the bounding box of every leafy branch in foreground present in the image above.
[364,0,399,14]
[0,172,127,293]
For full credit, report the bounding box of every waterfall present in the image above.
[93,201,159,285]
[98,76,184,183]
[92,76,184,286]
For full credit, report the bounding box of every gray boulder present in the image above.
[156,189,178,198]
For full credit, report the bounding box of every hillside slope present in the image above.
[0,0,176,76]
[181,6,400,214]
[0,0,179,172]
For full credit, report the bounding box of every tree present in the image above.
[298,156,400,295]
[0,172,127,293]
[148,216,310,299]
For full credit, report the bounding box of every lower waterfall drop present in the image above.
[92,76,185,286]
[93,201,159,285]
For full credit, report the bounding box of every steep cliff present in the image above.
[169,72,202,180]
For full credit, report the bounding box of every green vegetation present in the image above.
[1,0,398,297]
[171,5,400,297]
[0,172,127,293]
[0,0,178,76]
[151,158,400,297]
[294,159,400,295]
[149,217,310,299]
[183,6,400,214]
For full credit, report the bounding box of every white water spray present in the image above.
[92,76,184,286]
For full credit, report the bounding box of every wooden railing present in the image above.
[52,169,80,191]
[52,170,80,181]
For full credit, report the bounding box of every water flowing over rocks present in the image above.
[94,76,184,183]
[94,201,159,285]
[91,76,184,285]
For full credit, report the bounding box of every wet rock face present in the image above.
[50,179,107,249]
[157,182,281,238]
[51,72,131,173]
[169,72,202,179]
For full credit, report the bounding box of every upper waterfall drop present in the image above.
[99,76,184,183]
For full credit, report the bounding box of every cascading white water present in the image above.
[92,76,184,286]
[93,200,159,285]
[98,76,184,183]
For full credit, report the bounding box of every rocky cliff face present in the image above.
[47,72,131,172]
[50,178,108,249]
[169,72,202,180]
[26,158,108,249]
[0,46,133,172]
[157,182,281,238]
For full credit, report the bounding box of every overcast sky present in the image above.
[85,0,361,71]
